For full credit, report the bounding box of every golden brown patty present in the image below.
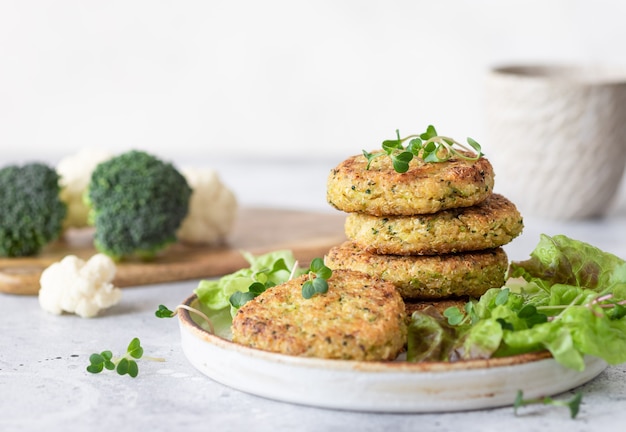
[327,151,494,216]
[325,241,508,300]
[231,269,407,361]
[344,194,523,255]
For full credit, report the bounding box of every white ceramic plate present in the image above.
[178,294,607,413]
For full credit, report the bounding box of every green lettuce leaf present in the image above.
[510,234,626,294]
[460,318,503,360]
[500,322,585,370]
[407,307,459,362]
[407,307,503,362]
[561,306,626,365]
[408,235,626,370]
[194,249,302,317]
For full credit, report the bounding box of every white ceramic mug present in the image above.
[485,64,626,220]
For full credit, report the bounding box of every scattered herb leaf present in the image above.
[155,304,175,318]
[155,304,215,334]
[229,291,257,308]
[302,257,332,299]
[86,337,153,378]
[127,337,144,359]
[228,280,276,309]
[514,390,583,419]
[495,288,510,306]
[86,351,114,374]
[443,306,465,326]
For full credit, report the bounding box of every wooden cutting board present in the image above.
[0,207,347,296]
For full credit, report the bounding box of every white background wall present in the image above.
[1,0,625,166]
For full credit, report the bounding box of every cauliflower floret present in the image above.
[38,253,121,318]
[176,167,238,245]
[56,148,113,229]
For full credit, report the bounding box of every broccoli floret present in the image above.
[86,150,192,261]
[0,163,67,257]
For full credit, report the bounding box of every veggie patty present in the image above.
[326,151,494,216]
[344,193,523,255]
[231,269,407,361]
[325,242,509,300]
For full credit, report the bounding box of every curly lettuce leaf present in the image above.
[407,307,502,362]
[460,319,503,360]
[407,307,459,362]
[409,235,626,370]
[510,234,626,294]
[499,321,585,370]
[561,306,626,365]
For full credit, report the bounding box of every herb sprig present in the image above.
[537,292,626,321]
[514,390,583,419]
[155,304,215,334]
[363,125,483,173]
[86,337,161,378]
[227,258,294,309]
[229,282,272,308]
[301,258,332,299]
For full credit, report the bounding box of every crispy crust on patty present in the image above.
[326,151,494,216]
[325,241,508,300]
[344,194,523,255]
[404,298,469,316]
[231,269,407,361]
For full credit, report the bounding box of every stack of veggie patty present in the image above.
[325,151,523,306]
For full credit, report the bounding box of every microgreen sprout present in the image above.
[363,125,483,173]
[443,306,465,326]
[495,288,510,305]
[155,304,215,334]
[514,390,583,419]
[86,337,162,378]
[227,258,300,310]
[229,281,274,308]
[301,257,333,299]
[535,291,626,322]
[586,293,626,319]
[443,300,479,326]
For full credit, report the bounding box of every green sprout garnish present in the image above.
[230,281,274,308]
[225,257,296,310]
[155,304,215,334]
[363,124,483,173]
[155,304,176,318]
[86,337,158,378]
[302,258,332,299]
[443,306,465,326]
[514,390,583,419]
[443,301,480,326]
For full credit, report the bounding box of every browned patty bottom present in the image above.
[404,298,469,316]
[231,269,408,361]
[327,151,494,216]
[344,193,523,255]
[325,241,508,300]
